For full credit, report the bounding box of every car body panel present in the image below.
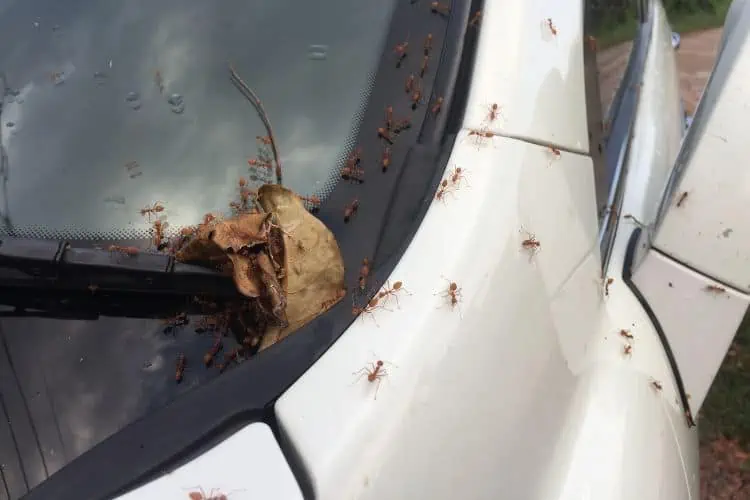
[276,132,601,500]
[115,423,303,500]
[276,131,693,498]
[461,0,589,154]
[624,0,683,230]
[631,0,750,416]
[276,0,703,498]
[632,250,750,413]
[535,365,691,500]
[2,0,725,497]
[652,0,750,291]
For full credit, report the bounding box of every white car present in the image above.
[2,0,747,499]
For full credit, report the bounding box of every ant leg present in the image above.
[373,377,383,400]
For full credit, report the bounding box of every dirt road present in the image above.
[596,28,722,117]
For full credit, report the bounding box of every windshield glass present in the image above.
[0,0,401,497]
[0,0,393,238]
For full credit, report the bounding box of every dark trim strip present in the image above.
[622,227,695,428]
[597,2,654,270]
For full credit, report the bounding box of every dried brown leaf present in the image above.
[211,212,270,253]
[176,212,279,299]
[256,185,345,350]
[251,252,288,326]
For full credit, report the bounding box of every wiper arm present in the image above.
[0,238,240,300]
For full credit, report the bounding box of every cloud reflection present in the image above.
[0,0,394,236]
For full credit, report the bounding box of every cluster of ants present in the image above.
[167,304,268,384]
[108,179,283,383]
[339,5,483,221]
[351,276,463,399]
[348,12,606,399]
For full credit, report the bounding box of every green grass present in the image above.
[595,3,731,50]
[699,313,750,445]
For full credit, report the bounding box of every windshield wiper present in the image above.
[0,238,240,300]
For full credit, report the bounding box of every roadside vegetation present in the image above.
[593,0,732,48]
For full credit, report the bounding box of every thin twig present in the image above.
[229,64,283,185]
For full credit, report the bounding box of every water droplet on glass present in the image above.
[103,196,126,205]
[93,72,108,86]
[249,173,260,182]
[308,45,329,60]
[167,93,184,114]
[5,122,14,128]
[6,88,20,97]
[125,92,141,110]
[51,72,66,86]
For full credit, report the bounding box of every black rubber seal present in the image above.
[622,227,695,428]
[19,0,480,499]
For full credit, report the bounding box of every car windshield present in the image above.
[0,0,401,497]
[0,0,392,238]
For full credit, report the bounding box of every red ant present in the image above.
[435,277,462,315]
[248,158,273,170]
[377,280,411,308]
[431,96,444,115]
[469,10,482,27]
[108,245,139,256]
[430,1,451,16]
[353,360,389,400]
[545,18,558,37]
[447,166,469,188]
[394,40,409,67]
[420,55,429,77]
[175,353,186,383]
[188,487,242,500]
[140,201,165,221]
[377,127,394,145]
[352,297,388,326]
[704,285,727,294]
[486,103,502,123]
[675,191,689,207]
[466,127,498,148]
[203,336,223,367]
[359,258,371,290]
[546,145,562,165]
[405,74,416,93]
[344,199,360,223]
[520,229,541,259]
[435,179,455,205]
[423,34,433,55]
[382,147,392,172]
[411,81,424,110]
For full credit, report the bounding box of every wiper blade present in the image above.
[0,238,240,299]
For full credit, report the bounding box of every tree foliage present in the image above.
[590,0,726,30]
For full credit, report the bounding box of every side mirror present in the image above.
[671,31,681,50]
